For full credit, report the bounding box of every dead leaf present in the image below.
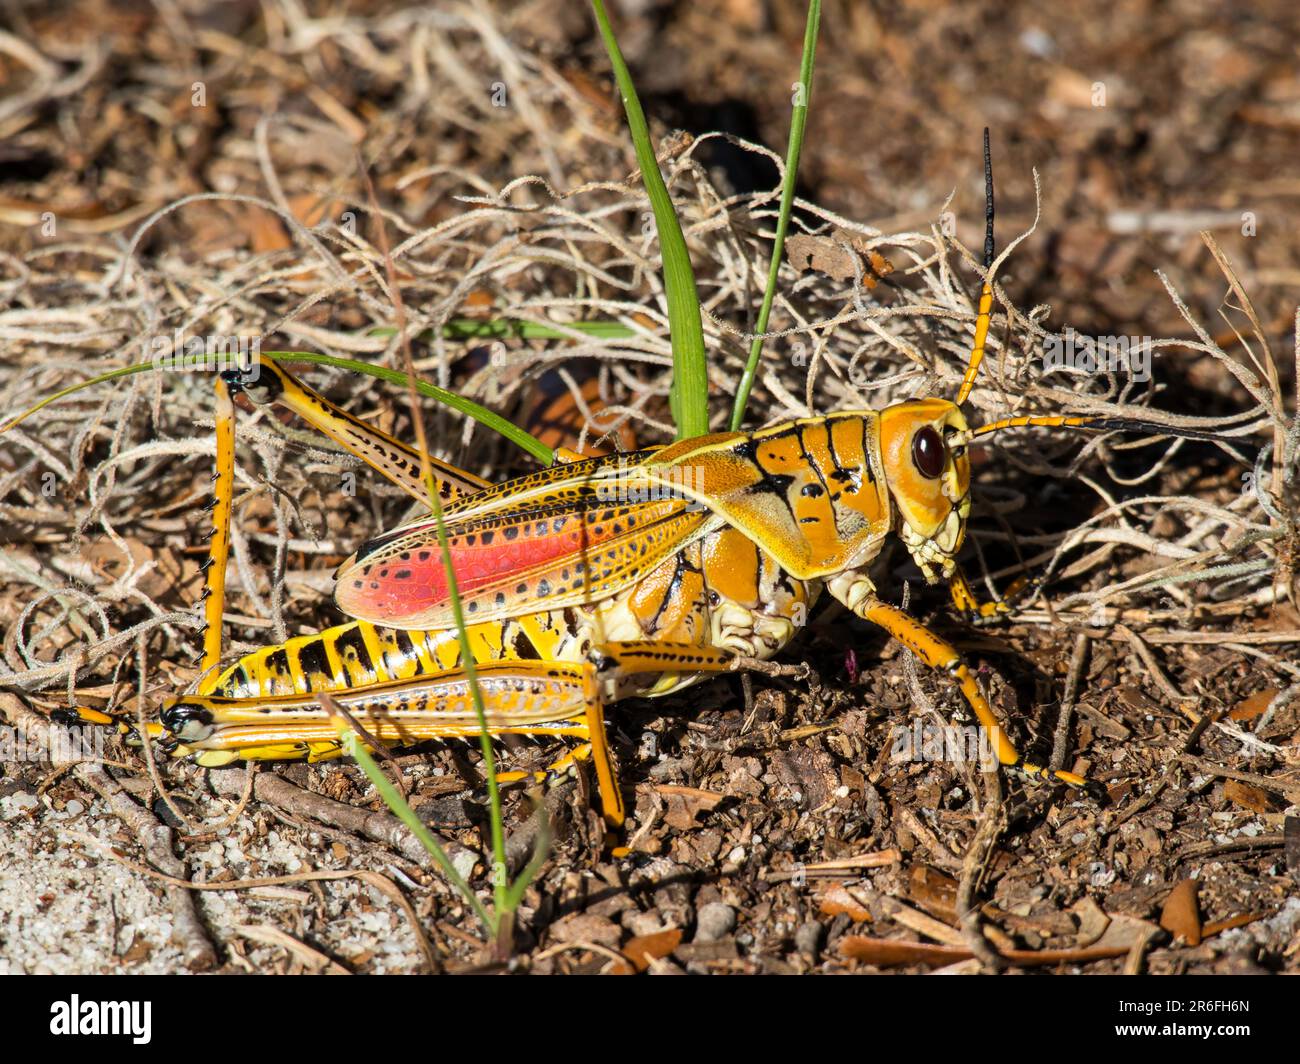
[622,928,683,972]
[1159,880,1202,946]
[818,884,872,923]
[118,936,151,965]
[907,865,958,919]
[1223,778,1280,814]
[784,231,892,288]
[654,785,724,830]
[1070,897,1111,948]
[1230,687,1278,721]
[904,866,1075,940]
[287,192,343,228]
[1118,685,1161,716]
[243,205,292,253]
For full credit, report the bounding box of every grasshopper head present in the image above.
[220,360,278,406]
[878,398,972,582]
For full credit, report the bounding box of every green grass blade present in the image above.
[418,469,514,919]
[502,801,551,913]
[729,0,821,431]
[591,0,710,439]
[340,729,495,933]
[0,361,156,435]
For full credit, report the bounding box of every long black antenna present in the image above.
[983,126,995,269]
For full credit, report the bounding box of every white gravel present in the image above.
[0,788,429,973]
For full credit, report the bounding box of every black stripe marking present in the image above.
[262,647,292,692]
[391,628,418,670]
[859,416,878,483]
[796,423,834,503]
[296,639,332,691]
[333,625,375,677]
[510,624,543,661]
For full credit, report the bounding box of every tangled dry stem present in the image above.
[1,4,1297,774]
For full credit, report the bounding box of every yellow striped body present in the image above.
[198,526,819,708]
[164,411,904,759]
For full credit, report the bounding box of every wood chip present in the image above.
[884,899,965,947]
[840,935,1131,969]
[893,806,963,870]
[1159,880,1202,946]
[621,928,683,973]
[548,913,622,948]
[1223,778,1280,814]
[818,884,873,923]
[1230,687,1279,721]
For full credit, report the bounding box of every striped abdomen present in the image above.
[203,613,588,700]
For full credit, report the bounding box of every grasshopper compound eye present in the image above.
[911,425,945,479]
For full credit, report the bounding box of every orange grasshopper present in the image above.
[42,158,1230,830]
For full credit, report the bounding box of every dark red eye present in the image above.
[912,426,945,479]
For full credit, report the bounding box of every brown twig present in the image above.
[955,766,1006,972]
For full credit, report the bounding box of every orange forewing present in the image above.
[334,452,717,629]
[334,413,896,629]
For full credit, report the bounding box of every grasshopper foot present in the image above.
[1013,758,1108,802]
[960,574,1044,628]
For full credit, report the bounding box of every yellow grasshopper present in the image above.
[46,156,1230,830]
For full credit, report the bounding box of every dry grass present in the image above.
[1,0,1297,973]
[3,143,1294,728]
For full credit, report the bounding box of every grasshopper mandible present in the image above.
[53,141,1230,828]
